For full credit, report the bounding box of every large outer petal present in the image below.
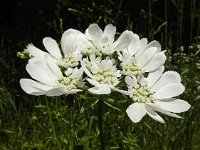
[146,40,161,52]
[142,51,166,72]
[150,103,182,118]
[126,103,146,123]
[44,54,63,78]
[152,71,182,91]
[26,60,57,84]
[45,87,67,96]
[145,105,165,123]
[43,37,61,59]
[153,83,185,99]
[147,66,164,87]
[104,24,116,44]
[61,29,84,54]
[137,47,157,67]
[20,79,51,95]
[61,33,75,54]
[154,99,191,113]
[85,23,103,45]
[126,33,140,56]
[135,38,148,57]
[113,30,133,51]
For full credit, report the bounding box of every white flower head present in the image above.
[20,55,84,96]
[81,55,121,94]
[26,29,84,69]
[119,33,166,76]
[81,23,133,56]
[120,67,191,123]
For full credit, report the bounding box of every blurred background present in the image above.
[0,0,200,149]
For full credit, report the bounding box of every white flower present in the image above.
[81,23,133,56]
[120,67,190,123]
[81,55,121,94]
[119,33,166,76]
[25,29,83,69]
[20,55,84,96]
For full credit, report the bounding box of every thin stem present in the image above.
[45,97,62,150]
[98,99,105,150]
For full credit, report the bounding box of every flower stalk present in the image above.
[98,99,105,150]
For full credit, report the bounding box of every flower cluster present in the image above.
[20,23,191,123]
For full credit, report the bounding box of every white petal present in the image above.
[137,47,157,67]
[87,78,99,87]
[65,68,73,76]
[85,23,103,45]
[104,24,116,44]
[88,85,111,95]
[154,83,185,99]
[106,60,113,69]
[154,99,191,113]
[152,71,182,91]
[143,51,166,72]
[45,87,67,96]
[99,36,108,45]
[126,103,146,123]
[113,88,130,95]
[26,63,51,84]
[61,33,75,54]
[125,76,137,86]
[89,54,96,61]
[81,61,94,78]
[69,89,82,94]
[44,54,62,77]
[147,66,165,87]
[137,74,146,85]
[43,37,61,59]
[150,104,181,118]
[145,105,165,123]
[146,40,161,52]
[127,34,140,56]
[135,38,148,57]
[26,61,57,84]
[20,79,50,95]
[113,30,132,51]
[26,44,45,59]
[90,62,99,74]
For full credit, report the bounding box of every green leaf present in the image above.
[80,99,99,113]
[104,98,123,112]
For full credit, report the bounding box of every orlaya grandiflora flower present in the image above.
[81,55,121,94]
[25,29,83,69]
[20,55,84,96]
[119,66,191,123]
[81,23,133,56]
[118,33,166,76]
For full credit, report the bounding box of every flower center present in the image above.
[57,54,77,69]
[83,46,102,56]
[83,45,114,56]
[123,64,142,76]
[130,84,155,103]
[56,76,79,91]
[94,68,118,85]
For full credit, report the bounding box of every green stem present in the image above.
[45,98,62,150]
[98,99,105,150]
